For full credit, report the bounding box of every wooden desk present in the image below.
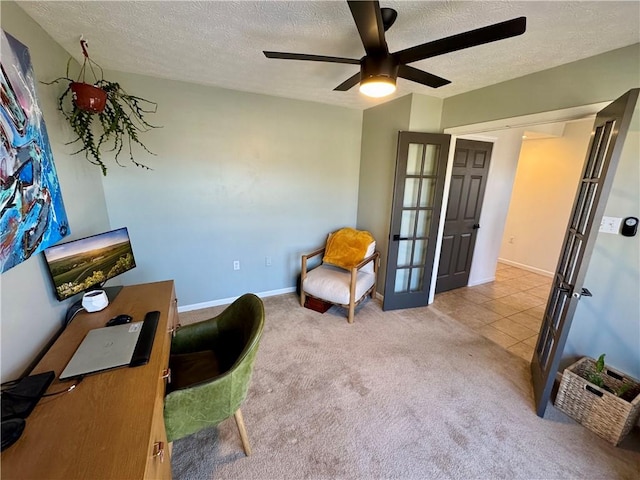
[1,280,178,479]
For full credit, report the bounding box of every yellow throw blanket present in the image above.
[323,227,374,270]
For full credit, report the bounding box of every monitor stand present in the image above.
[103,285,123,303]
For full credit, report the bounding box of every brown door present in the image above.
[383,131,450,311]
[532,89,639,417]
[436,139,493,293]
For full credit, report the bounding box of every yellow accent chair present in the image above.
[300,228,379,323]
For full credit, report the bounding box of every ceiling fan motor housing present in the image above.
[263,1,526,95]
[360,55,398,82]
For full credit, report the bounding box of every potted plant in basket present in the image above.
[44,39,159,176]
[555,354,640,445]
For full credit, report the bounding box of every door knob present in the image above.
[393,234,410,241]
[472,224,480,229]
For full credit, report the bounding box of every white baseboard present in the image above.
[498,258,554,277]
[467,276,496,287]
[178,287,297,313]
[180,287,385,313]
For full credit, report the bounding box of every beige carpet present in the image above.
[172,293,640,479]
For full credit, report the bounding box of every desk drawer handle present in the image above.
[168,323,182,337]
[153,441,165,463]
[162,368,171,383]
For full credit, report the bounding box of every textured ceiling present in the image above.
[16,1,640,110]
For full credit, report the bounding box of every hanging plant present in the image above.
[44,39,159,176]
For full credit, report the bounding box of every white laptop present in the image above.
[59,322,143,380]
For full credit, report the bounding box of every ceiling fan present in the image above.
[264,1,526,98]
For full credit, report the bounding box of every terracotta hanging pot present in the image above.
[70,82,107,113]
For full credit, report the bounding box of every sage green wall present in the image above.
[1,1,362,380]
[409,94,444,131]
[442,44,640,129]
[1,2,111,381]
[99,70,363,306]
[356,93,443,295]
[564,99,640,379]
[356,94,411,294]
[356,95,412,293]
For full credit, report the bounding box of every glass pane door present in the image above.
[383,132,450,311]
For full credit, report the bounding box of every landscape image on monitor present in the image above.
[43,228,136,301]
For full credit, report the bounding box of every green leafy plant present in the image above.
[44,42,159,175]
[586,354,631,398]
[586,353,606,387]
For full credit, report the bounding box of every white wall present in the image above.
[1,2,111,381]
[564,98,640,379]
[98,71,363,307]
[498,119,594,274]
[468,129,527,285]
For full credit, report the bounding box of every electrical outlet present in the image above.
[233,260,240,271]
[265,256,272,266]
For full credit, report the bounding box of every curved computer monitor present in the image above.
[43,227,136,301]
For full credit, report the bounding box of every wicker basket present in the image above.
[555,357,640,445]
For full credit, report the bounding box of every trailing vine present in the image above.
[44,42,160,176]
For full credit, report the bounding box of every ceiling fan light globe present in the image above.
[359,77,396,98]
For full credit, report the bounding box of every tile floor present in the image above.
[433,262,552,363]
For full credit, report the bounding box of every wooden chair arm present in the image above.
[353,251,380,270]
[302,247,326,261]
[301,247,325,279]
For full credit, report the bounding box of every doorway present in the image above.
[497,119,596,277]
[438,102,609,295]
[432,108,602,361]
[436,139,493,293]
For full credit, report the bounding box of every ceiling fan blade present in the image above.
[398,65,450,89]
[393,17,526,65]
[263,51,360,65]
[334,72,361,91]
[347,0,388,55]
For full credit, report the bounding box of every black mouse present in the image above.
[106,314,132,327]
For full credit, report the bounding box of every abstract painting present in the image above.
[1,30,70,273]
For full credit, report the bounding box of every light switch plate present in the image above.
[599,216,622,234]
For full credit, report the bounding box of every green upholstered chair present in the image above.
[164,293,264,455]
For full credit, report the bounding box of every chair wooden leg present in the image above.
[300,256,307,307]
[347,302,355,323]
[234,408,252,456]
[348,267,357,323]
[371,252,379,299]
